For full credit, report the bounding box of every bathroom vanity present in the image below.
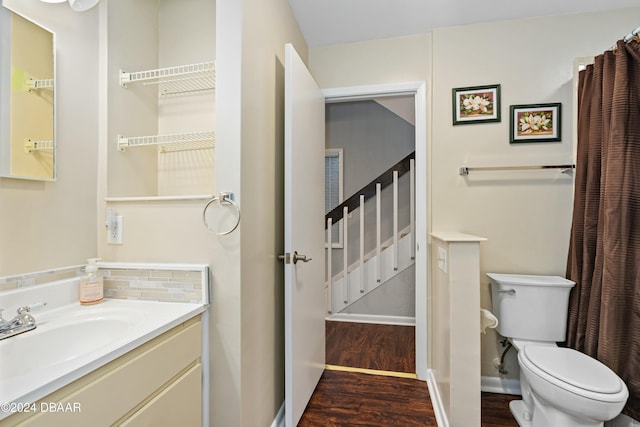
[0,263,209,427]
[0,317,202,427]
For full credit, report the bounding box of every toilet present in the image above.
[488,273,628,427]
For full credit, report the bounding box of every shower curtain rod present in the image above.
[606,26,640,51]
[623,25,640,42]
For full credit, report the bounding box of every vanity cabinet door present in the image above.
[120,363,202,427]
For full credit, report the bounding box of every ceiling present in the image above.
[287,0,640,48]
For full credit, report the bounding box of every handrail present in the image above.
[325,151,414,228]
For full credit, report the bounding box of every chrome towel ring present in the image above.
[202,192,241,235]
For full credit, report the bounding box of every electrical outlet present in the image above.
[107,215,123,244]
[437,246,447,273]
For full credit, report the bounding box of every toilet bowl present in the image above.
[516,344,628,427]
[487,273,629,427]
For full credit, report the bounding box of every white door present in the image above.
[283,43,326,426]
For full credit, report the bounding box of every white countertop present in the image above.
[0,285,206,421]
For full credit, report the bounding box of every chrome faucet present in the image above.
[0,302,47,340]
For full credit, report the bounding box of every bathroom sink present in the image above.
[0,298,205,416]
[0,309,144,379]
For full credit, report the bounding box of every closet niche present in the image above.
[106,0,215,198]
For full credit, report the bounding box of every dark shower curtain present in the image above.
[566,38,640,420]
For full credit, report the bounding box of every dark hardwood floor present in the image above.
[300,320,519,426]
[326,320,415,373]
[482,392,520,427]
[298,369,436,426]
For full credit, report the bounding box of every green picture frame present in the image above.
[452,84,501,125]
[509,103,561,143]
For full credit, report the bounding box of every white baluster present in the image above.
[376,183,381,283]
[359,195,365,294]
[343,206,349,304]
[327,217,332,314]
[393,171,398,271]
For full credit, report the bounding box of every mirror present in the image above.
[0,6,55,181]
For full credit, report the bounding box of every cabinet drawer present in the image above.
[120,363,202,427]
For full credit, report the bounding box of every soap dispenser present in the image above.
[79,258,103,305]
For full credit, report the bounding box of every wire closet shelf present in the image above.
[24,139,54,153]
[119,61,215,96]
[118,130,215,153]
[28,79,54,90]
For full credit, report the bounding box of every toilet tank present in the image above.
[488,273,576,342]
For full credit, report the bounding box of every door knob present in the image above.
[292,251,311,264]
[278,251,312,264]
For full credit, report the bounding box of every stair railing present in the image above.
[325,151,415,313]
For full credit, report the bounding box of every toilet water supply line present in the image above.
[495,339,513,375]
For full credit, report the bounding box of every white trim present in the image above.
[414,82,428,380]
[201,309,210,427]
[96,261,209,271]
[481,376,522,395]
[323,80,429,381]
[271,402,285,427]
[323,81,427,103]
[427,369,449,427]
[327,312,415,326]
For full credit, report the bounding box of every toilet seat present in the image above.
[520,346,627,403]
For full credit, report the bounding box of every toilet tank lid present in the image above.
[487,273,575,287]
[522,346,624,394]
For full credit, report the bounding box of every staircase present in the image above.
[325,152,415,315]
[328,227,414,313]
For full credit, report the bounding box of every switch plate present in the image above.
[107,215,123,244]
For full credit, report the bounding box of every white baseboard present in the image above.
[426,369,449,427]
[270,402,285,427]
[326,312,415,326]
[481,375,521,395]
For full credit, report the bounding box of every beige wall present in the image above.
[157,0,216,196]
[104,0,158,198]
[99,0,306,426]
[432,8,640,384]
[310,7,640,392]
[0,0,99,276]
[310,34,432,89]
[4,3,639,425]
[430,233,485,427]
[236,0,307,424]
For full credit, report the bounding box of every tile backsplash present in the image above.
[0,262,209,305]
[0,265,83,292]
[101,267,205,303]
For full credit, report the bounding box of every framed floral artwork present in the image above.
[509,103,561,143]
[452,84,501,125]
